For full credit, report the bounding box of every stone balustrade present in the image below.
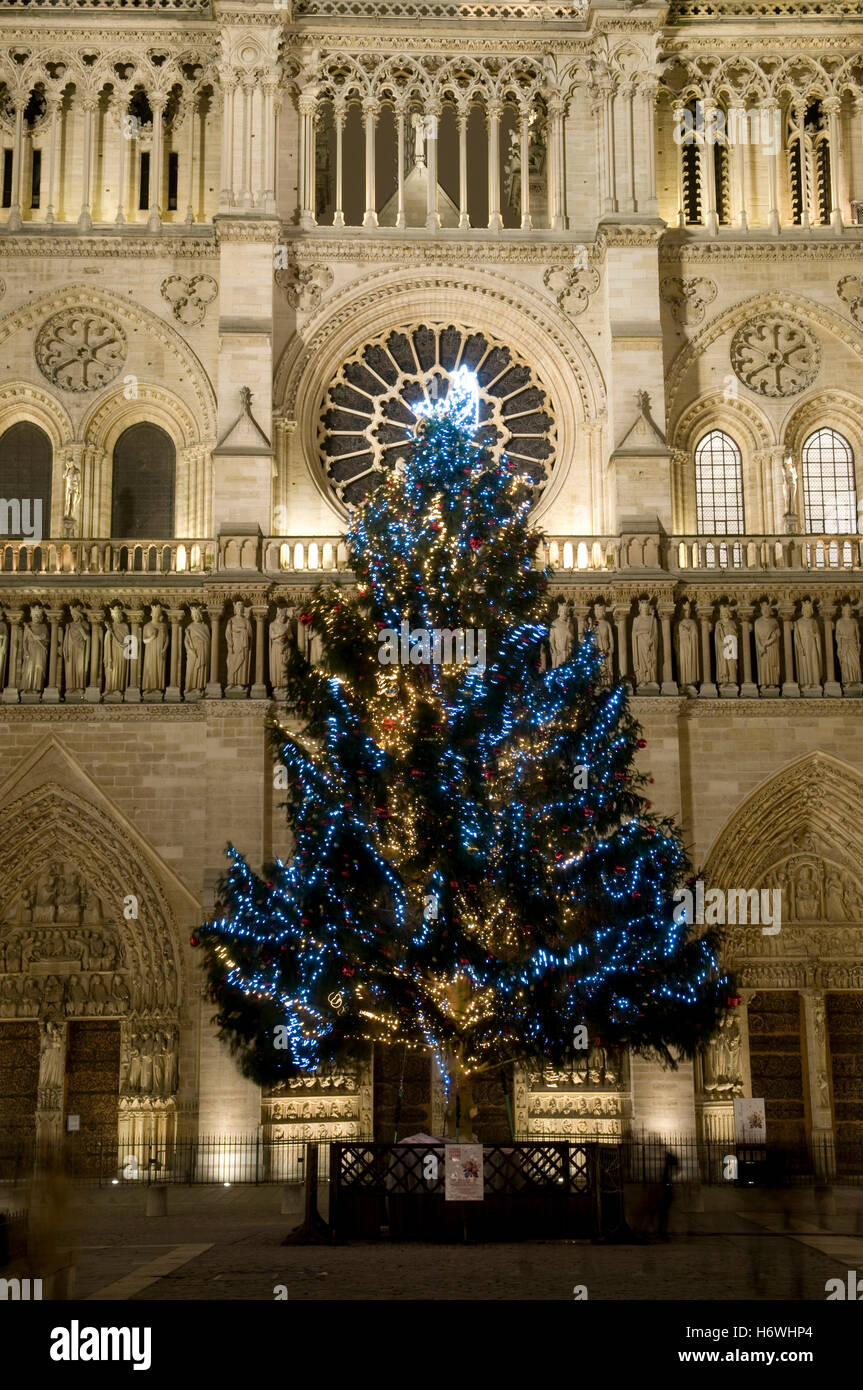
[5,532,863,580]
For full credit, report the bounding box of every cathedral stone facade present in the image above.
[1,0,863,1169]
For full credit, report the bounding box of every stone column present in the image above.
[698,608,717,697]
[1,610,22,702]
[124,608,144,703]
[251,605,268,699]
[602,87,617,214]
[659,603,677,695]
[641,80,659,216]
[35,1021,68,1155]
[487,99,503,231]
[621,84,636,213]
[823,603,842,698]
[148,92,166,231]
[573,602,590,644]
[800,989,835,1177]
[519,106,532,230]
[238,78,253,209]
[260,81,277,213]
[115,95,128,225]
[730,105,748,229]
[612,606,629,686]
[779,601,800,697]
[298,91,317,229]
[765,104,780,235]
[673,101,686,228]
[185,93,197,223]
[166,607,184,703]
[458,109,470,229]
[824,100,843,232]
[550,96,567,230]
[85,608,103,702]
[43,607,63,703]
[426,105,441,231]
[334,100,346,228]
[206,603,223,698]
[219,75,236,209]
[7,99,24,230]
[78,98,96,231]
[739,604,758,698]
[44,94,61,225]
[362,99,378,228]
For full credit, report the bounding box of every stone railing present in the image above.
[671,535,863,574]
[1,538,216,578]
[3,532,863,581]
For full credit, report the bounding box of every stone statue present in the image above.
[782,455,798,516]
[548,601,573,669]
[0,608,7,689]
[103,603,129,696]
[183,603,210,694]
[63,602,90,693]
[142,602,169,694]
[38,1021,65,1091]
[225,600,252,688]
[754,600,780,688]
[592,602,614,686]
[836,602,861,687]
[88,973,108,1015]
[21,602,49,693]
[63,458,81,527]
[268,605,294,688]
[714,603,738,686]
[675,599,699,689]
[702,1012,742,1095]
[631,598,658,686]
[794,599,822,688]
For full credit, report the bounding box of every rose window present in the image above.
[35,310,127,393]
[319,324,557,506]
[729,313,820,398]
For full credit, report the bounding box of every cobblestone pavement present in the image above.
[5,1183,862,1302]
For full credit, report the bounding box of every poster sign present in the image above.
[734,1097,766,1144]
[444,1144,484,1201]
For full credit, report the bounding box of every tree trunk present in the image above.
[444,1046,478,1141]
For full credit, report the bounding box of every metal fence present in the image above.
[0,1135,370,1187]
[2,1131,863,1188]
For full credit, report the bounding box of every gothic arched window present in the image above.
[695,430,744,534]
[0,421,52,539]
[111,423,175,539]
[802,428,857,533]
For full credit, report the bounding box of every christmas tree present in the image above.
[199,369,728,1137]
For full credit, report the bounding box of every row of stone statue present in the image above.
[0,929,119,972]
[546,597,863,692]
[0,971,130,1017]
[120,1028,179,1098]
[0,599,308,701]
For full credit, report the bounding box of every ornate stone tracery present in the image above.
[729,312,821,399]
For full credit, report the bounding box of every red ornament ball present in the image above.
[189,934,200,948]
